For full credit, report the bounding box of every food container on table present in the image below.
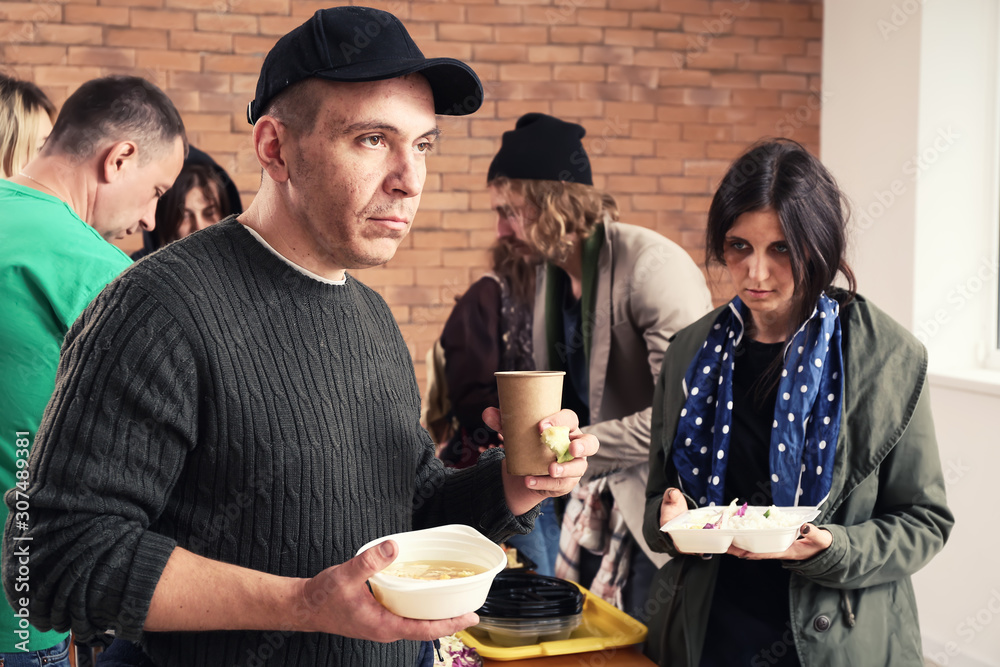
[469,615,583,647]
[357,524,506,620]
[458,576,647,661]
[660,504,821,554]
[466,571,584,648]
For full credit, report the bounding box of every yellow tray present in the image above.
[457,581,647,661]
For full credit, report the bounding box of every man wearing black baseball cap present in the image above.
[487,112,712,622]
[12,8,598,667]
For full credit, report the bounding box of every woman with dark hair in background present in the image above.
[132,146,242,260]
[0,73,56,178]
[643,139,953,666]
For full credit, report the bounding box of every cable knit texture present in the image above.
[3,218,534,666]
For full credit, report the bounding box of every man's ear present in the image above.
[254,116,290,183]
[101,141,139,184]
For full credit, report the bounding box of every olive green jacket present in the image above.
[642,294,954,667]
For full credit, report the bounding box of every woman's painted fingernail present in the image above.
[801,524,811,535]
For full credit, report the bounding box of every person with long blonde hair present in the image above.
[487,113,713,617]
[0,73,56,178]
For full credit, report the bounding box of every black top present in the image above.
[559,275,590,427]
[699,338,801,667]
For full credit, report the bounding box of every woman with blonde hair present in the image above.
[0,73,56,178]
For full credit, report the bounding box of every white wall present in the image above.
[823,1,1000,665]
[822,0,921,328]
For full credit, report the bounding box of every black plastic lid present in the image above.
[477,572,584,618]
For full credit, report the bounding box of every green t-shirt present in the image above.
[0,180,131,651]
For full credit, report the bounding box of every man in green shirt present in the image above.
[0,75,185,664]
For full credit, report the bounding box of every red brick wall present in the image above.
[0,0,823,391]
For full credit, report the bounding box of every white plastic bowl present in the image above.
[356,524,507,620]
[660,505,820,554]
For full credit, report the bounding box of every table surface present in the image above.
[480,644,657,666]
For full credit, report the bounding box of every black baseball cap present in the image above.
[247,6,483,125]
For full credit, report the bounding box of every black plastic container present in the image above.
[472,572,585,646]
[477,571,584,618]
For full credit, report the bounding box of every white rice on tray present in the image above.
[684,502,805,530]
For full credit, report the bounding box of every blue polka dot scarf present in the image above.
[672,293,843,508]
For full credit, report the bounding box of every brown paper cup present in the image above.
[495,371,565,476]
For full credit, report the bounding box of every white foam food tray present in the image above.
[660,504,820,554]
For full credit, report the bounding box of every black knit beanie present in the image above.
[487,113,592,185]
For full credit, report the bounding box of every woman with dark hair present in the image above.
[132,146,241,259]
[642,139,953,666]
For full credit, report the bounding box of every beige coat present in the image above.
[532,222,712,566]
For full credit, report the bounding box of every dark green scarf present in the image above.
[544,223,605,370]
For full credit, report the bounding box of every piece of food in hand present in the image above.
[540,426,573,463]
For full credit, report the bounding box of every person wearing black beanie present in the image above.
[488,112,593,186]
[486,112,714,622]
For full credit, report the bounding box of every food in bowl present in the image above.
[660,499,820,554]
[356,524,507,620]
[382,560,487,580]
[678,500,807,530]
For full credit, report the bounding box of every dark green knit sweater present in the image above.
[3,218,533,666]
